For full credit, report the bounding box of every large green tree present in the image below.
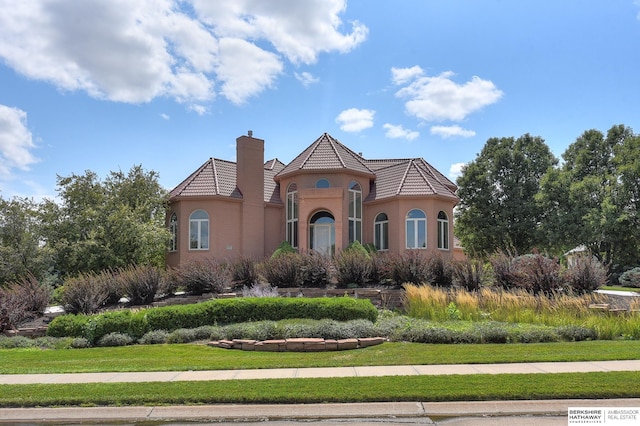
[455,134,557,256]
[40,165,170,277]
[537,124,640,271]
[0,196,53,286]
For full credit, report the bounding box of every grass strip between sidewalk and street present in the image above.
[2,340,640,374]
[1,372,639,407]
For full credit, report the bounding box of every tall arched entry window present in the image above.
[437,211,449,250]
[309,211,335,256]
[286,183,298,248]
[374,213,388,251]
[348,181,362,243]
[406,209,426,249]
[189,210,209,250]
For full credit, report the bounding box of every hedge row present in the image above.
[47,297,378,344]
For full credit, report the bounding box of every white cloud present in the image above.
[393,67,503,122]
[383,123,419,141]
[160,113,170,120]
[0,0,367,106]
[188,104,208,116]
[192,0,368,65]
[295,71,320,87]
[216,38,283,105]
[391,66,423,85]
[336,108,375,132]
[430,125,476,139]
[0,105,38,177]
[449,162,466,180]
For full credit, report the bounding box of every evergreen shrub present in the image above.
[619,267,640,288]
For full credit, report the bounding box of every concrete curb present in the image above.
[2,399,639,423]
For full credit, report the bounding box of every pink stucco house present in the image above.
[166,131,462,268]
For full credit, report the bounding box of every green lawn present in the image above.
[2,372,639,407]
[2,340,640,374]
[2,341,640,407]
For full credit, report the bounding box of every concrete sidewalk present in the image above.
[1,359,639,384]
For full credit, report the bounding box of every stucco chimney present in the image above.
[236,132,265,258]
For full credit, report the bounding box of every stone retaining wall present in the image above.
[208,337,386,352]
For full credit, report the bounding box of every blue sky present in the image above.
[1,0,639,200]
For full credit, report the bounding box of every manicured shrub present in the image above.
[230,257,260,288]
[47,314,89,338]
[138,329,169,345]
[71,337,91,349]
[166,328,198,344]
[299,252,333,288]
[390,251,432,286]
[0,335,34,349]
[270,240,296,258]
[97,332,133,347]
[178,258,231,295]
[619,267,640,288]
[48,296,378,339]
[564,256,609,294]
[223,321,278,341]
[452,259,485,291]
[557,325,597,342]
[61,270,114,314]
[116,264,163,305]
[335,246,372,288]
[260,252,303,287]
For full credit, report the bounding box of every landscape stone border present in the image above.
[207,337,386,352]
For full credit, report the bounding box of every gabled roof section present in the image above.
[365,158,458,201]
[169,158,285,203]
[276,133,374,178]
[264,159,285,204]
[169,158,241,199]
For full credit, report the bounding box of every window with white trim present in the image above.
[189,210,209,250]
[406,209,426,249]
[374,213,389,251]
[437,211,449,250]
[286,183,298,248]
[348,181,362,243]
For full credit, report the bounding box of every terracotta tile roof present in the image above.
[276,133,374,178]
[169,133,458,205]
[169,158,284,203]
[364,158,458,201]
[264,159,285,204]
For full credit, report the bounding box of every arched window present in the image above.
[406,209,426,249]
[315,178,330,188]
[348,181,362,243]
[189,210,209,250]
[309,211,335,256]
[286,183,298,248]
[169,213,178,252]
[374,213,389,251]
[437,211,449,250]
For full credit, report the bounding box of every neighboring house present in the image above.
[166,131,462,268]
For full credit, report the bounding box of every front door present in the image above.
[313,224,333,256]
[309,211,335,256]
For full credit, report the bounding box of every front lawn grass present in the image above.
[2,372,639,407]
[2,340,640,374]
